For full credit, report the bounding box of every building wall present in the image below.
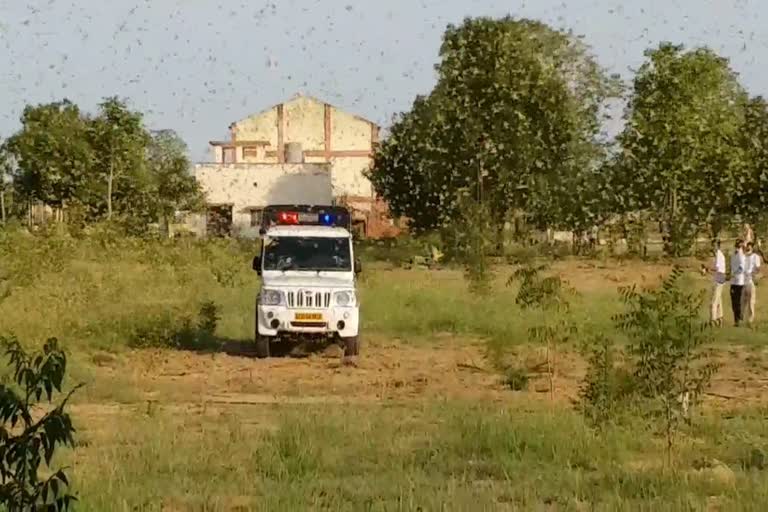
[285,96,326,151]
[329,157,373,197]
[232,108,279,148]
[218,95,377,198]
[192,163,333,238]
[329,107,372,151]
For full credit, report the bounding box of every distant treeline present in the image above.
[0,97,204,234]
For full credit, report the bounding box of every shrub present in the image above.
[129,301,221,351]
[0,228,74,292]
[507,263,579,400]
[613,266,720,464]
[0,336,80,510]
[577,335,628,429]
[502,366,530,391]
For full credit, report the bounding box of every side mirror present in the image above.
[354,258,362,274]
[252,256,262,275]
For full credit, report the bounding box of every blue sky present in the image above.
[1,0,767,160]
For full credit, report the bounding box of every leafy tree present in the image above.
[441,192,496,294]
[146,130,205,236]
[0,337,81,510]
[614,267,720,465]
[616,43,747,255]
[577,334,621,429]
[370,17,616,243]
[737,96,768,242]
[0,141,11,225]
[5,101,95,211]
[89,97,151,220]
[508,263,578,400]
[596,154,648,256]
[368,95,447,233]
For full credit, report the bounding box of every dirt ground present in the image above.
[74,336,768,422]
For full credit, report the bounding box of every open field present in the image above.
[3,233,768,510]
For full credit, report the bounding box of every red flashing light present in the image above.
[278,211,299,224]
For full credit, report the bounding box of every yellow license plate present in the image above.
[295,312,323,321]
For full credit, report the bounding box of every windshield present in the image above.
[262,237,352,272]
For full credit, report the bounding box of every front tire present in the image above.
[256,335,271,359]
[343,336,360,357]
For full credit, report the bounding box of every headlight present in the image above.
[334,291,355,307]
[261,289,284,306]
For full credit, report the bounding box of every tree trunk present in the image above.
[107,140,115,220]
[0,190,5,225]
[495,221,505,255]
[661,187,679,257]
[107,160,114,220]
[163,213,172,239]
[710,220,721,244]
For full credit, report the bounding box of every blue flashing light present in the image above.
[321,213,335,225]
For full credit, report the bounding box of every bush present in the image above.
[129,301,221,351]
[0,228,75,292]
[356,233,443,267]
[507,263,579,400]
[577,335,628,429]
[0,336,80,510]
[502,366,530,391]
[592,266,720,464]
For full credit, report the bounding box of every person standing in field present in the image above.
[742,241,762,327]
[709,240,726,326]
[730,239,746,326]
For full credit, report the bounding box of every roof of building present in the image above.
[229,92,380,131]
[209,139,271,147]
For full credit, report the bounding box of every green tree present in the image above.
[89,97,151,220]
[146,130,205,236]
[508,263,578,401]
[441,191,496,294]
[5,101,95,212]
[0,141,11,225]
[737,96,768,241]
[614,267,719,465]
[599,154,655,257]
[370,17,616,243]
[616,43,747,255]
[0,337,81,510]
[368,95,446,233]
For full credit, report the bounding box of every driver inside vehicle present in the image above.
[264,237,351,271]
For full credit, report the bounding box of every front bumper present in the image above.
[257,305,359,338]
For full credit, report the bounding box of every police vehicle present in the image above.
[252,205,361,358]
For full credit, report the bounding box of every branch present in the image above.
[8,384,83,445]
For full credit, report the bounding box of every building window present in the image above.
[243,146,259,159]
[222,147,236,163]
[249,208,263,227]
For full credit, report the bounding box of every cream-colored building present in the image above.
[210,93,379,199]
[191,163,333,238]
[199,93,400,238]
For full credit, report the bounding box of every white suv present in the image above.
[252,206,361,358]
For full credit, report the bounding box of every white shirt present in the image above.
[731,249,746,286]
[745,252,762,284]
[714,250,726,283]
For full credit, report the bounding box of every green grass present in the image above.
[1,229,766,352]
[3,231,768,509]
[64,403,768,511]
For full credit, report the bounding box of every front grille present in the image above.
[291,321,328,328]
[286,290,332,309]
